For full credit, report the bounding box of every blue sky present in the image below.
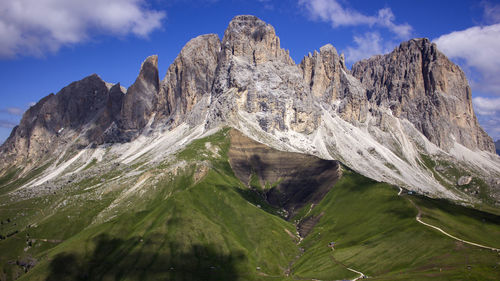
[1,0,499,144]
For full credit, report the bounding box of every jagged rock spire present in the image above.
[120,55,160,132]
[157,34,221,123]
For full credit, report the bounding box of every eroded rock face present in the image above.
[120,55,160,132]
[5,16,492,157]
[299,45,371,124]
[228,129,340,218]
[219,15,293,66]
[211,15,319,134]
[157,34,221,124]
[91,83,125,144]
[300,44,345,101]
[0,74,113,166]
[352,38,494,153]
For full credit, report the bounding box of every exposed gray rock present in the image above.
[156,34,221,125]
[458,176,472,186]
[211,15,319,134]
[219,15,293,67]
[92,83,125,143]
[120,55,159,133]
[300,44,345,102]
[0,74,112,168]
[352,38,494,153]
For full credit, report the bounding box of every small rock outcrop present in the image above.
[457,176,473,186]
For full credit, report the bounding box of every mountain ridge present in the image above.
[1,15,499,204]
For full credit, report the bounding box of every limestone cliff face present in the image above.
[212,15,319,134]
[91,83,125,144]
[157,34,221,124]
[219,15,293,67]
[5,16,491,156]
[120,55,160,133]
[300,44,345,101]
[0,74,114,166]
[299,44,369,124]
[351,38,494,153]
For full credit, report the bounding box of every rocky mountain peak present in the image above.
[221,15,293,65]
[352,37,494,153]
[300,43,347,102]
[120,55,160,133]
[157,34,221,123]
[138,55,159,86]
[0,73,113,167]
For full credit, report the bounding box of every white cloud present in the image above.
[298,0,412,38]
[433,24,500,95]
[473,97,500,116]
[0,0,165,58]
[473,96,500,140]
[345,32,395,63]
[477,114,500,141]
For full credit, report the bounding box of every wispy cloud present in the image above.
[481,1,500,24]
[434,23,500,95]
[477,115,500,141]
[1,107,24,116]
[0,120,17,129]
[257,0,274,10]
[473,97,500,116]
[0,0,166,58]
[298,0,412,38]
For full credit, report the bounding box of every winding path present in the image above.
[346,266,366,281]
[329,255,367,281]
[401,188,500,252]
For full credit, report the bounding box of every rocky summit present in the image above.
[1,15,500,281]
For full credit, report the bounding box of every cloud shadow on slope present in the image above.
[46,234,245,281]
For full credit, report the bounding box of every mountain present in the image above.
[3,15,499,202]
[496,140,500,155]
[1,15,500,280]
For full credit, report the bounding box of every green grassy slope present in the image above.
[291,169,500,280]
[0,128,499,280]
[413,196,500,249]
